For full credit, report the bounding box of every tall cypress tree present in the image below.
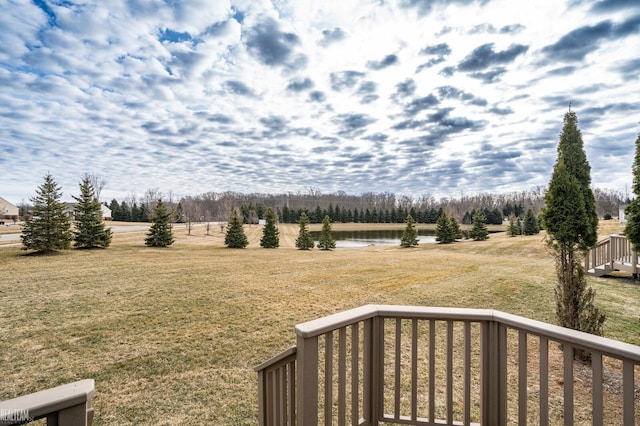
[260,207,279,248]
[21,173,73,253]
[73,176,112,249]
[469,209,489,241]
[145,199,174,247]
[624,132,640,256]
[317,215,336,250]
[295,212,314,250]
[400,214,419,247]
[542,111,604,358]
[556,110,598,249]
[225,208,248,248]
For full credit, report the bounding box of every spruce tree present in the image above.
[507,216,520,237]
[450,215,463,240]
[225,208,248,248]
[469,209,489,241]
[523,208,540,235]
[260,207,280,248]
[295,212,314,250]
[73,176,112,249]
[109,199,121,221]
[436,212,455,243]
[400,214,419,247]
[624,132,640,255]
[541,111,604,358]
[21,173,73,253]
[317,215,336,250]
[145,199,174,247]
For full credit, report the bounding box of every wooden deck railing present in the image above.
[0,379,94,425]
[256,305,640,426]
[586,234,639,276]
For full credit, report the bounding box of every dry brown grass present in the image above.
[0,220,637,424]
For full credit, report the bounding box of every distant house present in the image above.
[619,204,629,224]
[101,204,112,220]
[0,197,19,224]
[65,203,112,221]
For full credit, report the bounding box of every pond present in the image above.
[311,229,437,248]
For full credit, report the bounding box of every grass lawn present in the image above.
[0,220,638,424]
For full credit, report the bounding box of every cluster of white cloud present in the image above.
[1,0,638,203]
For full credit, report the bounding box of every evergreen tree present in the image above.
[317,215,336,250]
[450,215,463,240]
[21,173,73,253]
[436,212,455,244]
[400,214,419,247]
[139,204,149,222]
[174,201,185,223]
[507,216,520,237]
[109,199,121,221]
[131,202,140,222]
[556,110,598,248]
[541,111,605,358]
[295,212,314,250]
[260,207,279,248]
[73,176,112,249]
[523,208,540,235]
[624,132,640,255]
[120,200,130,221]
[224,208,248,248]
[312,205,323,223]
[462,211,473,225]
[145,199,174,247]
[281,205,290,223]
[491,208,503,225]
[503,203,513,218]
[469,209,489,241]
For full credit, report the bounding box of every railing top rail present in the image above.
[254,346,297,372]
[493,310,640,361]
[0,379,94,421]
[295,305,640,362]
[594,237,611,246]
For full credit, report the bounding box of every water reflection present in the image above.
[311,229,437,248]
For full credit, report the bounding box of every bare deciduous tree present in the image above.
[86,173,108,202]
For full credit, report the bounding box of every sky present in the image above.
[1,0,639,205]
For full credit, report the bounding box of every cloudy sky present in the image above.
[1,0,639,204]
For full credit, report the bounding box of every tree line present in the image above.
[101,186,627,226]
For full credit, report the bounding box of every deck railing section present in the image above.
[0,379,94,426]
[585,237,611,272]
[256,305,640,426]
[255,347,297,426]
[609,234,636,269]
[586,234,639,276]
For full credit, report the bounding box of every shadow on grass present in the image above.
[22,249,67,257]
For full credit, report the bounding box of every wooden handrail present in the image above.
[0,379,94,426]
[586,234,640,276]
[258,305,640,426]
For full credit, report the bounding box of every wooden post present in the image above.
[481,321,507,426]
[296,335,318,425]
